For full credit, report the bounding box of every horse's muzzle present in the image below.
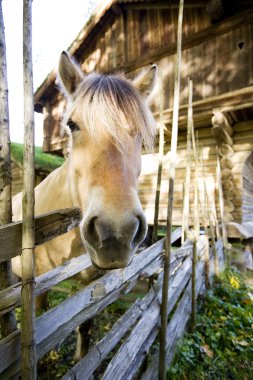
[80,212,147,269]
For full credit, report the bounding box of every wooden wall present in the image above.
[38,4,253,237]
[139,120,253,235]
[79,7,211,74]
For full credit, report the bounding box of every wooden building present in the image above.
[34,0,253,238]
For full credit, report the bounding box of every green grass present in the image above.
[11,142,64,172]
[167,268,253,380]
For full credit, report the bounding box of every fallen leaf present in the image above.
[237,340,249,347]
[201,344,214,358]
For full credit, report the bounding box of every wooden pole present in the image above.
[189,80,198,332]
[159,1,184,379]
[200,152,210,289]
[216,149,228,249]
[182,79,192,243]
[0,0,17,338]
[152,76,164,244]
[201,155,219,277]
[21,0,37,378]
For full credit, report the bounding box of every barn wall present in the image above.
[79,7,211,75]
[43,8,253,153]
[139,120,253,237]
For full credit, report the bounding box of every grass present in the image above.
[11,142,64,172]
[167,268,253,380]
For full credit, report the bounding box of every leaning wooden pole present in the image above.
[188,80,198,332]
[159,1,184,378]
[21,0,37,378]
[0,0,17,337]
[152,76,164,244]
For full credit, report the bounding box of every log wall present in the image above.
[139,120,253,236]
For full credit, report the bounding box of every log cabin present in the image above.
[34,0,253,240]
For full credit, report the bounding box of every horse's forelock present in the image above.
[63,73,156,151]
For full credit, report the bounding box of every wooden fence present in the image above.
[0,209,224,379]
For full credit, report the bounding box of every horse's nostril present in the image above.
[83,213,147,249]
[84,216,98,243]
[132,215,147,247]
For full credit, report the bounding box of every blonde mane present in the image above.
[62,73,157,151]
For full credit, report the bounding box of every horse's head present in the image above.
[59,51,157,269]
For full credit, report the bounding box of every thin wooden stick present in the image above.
[189,80,197,332]
[21,0,37,378]
[199,152,210,288]
[152,76,164,243]
[182,79,192,243]
[201,155,219,277]
[216,149,228,250]
[159,1,184,378]
[0,0,17,338]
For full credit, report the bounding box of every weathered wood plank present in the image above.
[62,286,157,380]
[0,229,182,376]
[63,240,192,379]
[0,254,93,316]
[103,237,206,380]
[102,258,193,380]
[142,261,206,380]
[0,207,82,263]
[142,240,224,380]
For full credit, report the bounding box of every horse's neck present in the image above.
[34,160,77,215]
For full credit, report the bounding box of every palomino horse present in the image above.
[12,51,157,358]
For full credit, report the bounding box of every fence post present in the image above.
[182,79,192,244]
[159,1,184,379]
[21,0,37,378]
[152,75,164,244]
[0,0,17,337]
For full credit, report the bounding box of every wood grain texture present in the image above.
[0,229,182,376]
[0,207,81,263]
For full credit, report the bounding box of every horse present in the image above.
[11,51,157,359]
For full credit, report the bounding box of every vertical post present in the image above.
[182,79,192,243]
[159,1,184,379]
[21,0,37,378]
[0,0,17,337]
[188,80,198,332]
[152,76,164,244]
[216,150,228,248]
[201,155,219,277]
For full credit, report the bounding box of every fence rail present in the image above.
[0,227,185,377]
[0,215,224,380]
[0,207,81,263]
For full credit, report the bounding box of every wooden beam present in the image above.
[0,207,82,263]
[155,87,253,128]
[121,2,205,11]
[0,254,93,317]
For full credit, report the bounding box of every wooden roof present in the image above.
[34,0,252,112]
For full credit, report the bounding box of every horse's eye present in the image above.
[67,119,80,133]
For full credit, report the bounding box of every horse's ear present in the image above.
[132,64,158,103]
[58,51,84,95]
